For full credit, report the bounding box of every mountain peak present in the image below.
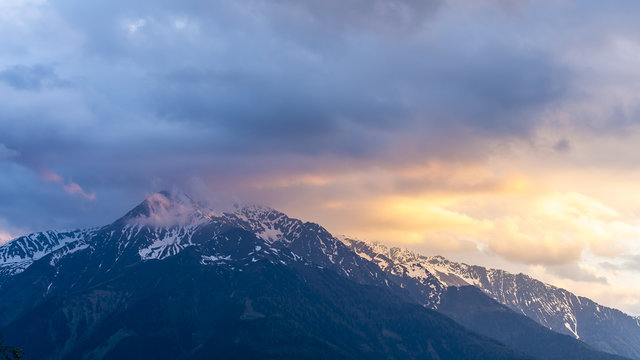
[236,203,281,218]
[119,192,288,229]
[119,191,203,227]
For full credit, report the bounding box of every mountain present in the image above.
[0,228,95,284]
[437,286,626,360]
[0,192,533,360]
[0,192,632,360]
[341,238,640,359]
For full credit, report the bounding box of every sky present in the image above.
[1,0,640,314]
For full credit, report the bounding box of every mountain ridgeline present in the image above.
[0,192,635,360]
[341,239,640,359]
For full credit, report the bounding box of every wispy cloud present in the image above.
[40,169,96,201]
[130,192,196,227]
[63,182,96,201]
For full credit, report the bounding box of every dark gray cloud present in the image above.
[0,0,639,233]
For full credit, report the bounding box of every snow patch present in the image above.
[564,322,580,339]
[256,227,283,243]
[201,255,232,265]
[138,225,199,260]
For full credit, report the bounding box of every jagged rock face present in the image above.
[341,238,640,360]
[342,238,446,307]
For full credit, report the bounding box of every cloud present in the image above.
[602,255,640,273]
[553,138,571,152]
[486,218,586,265]
[41,169,64,183]
[63,182,96,200]
[39,169,96,200]
[0,64,70,91]
[129,192,198,227]
[262,0,442,36]
[547,263,608,284]
[0,0,573,169]
[624,255,640,271]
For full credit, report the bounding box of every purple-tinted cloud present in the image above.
[39,169,96,201]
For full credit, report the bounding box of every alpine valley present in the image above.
[0,192,637,360]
